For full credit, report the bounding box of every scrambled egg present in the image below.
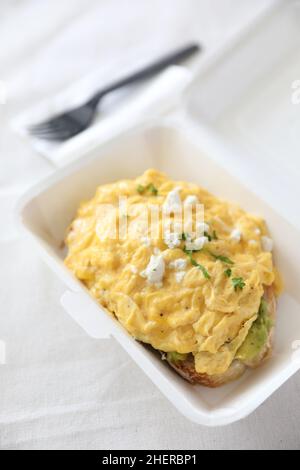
[64,169,279,376]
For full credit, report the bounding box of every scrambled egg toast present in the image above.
[64,169,281,386]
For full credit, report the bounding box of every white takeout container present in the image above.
[17,0,300,426]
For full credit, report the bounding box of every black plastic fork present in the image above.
[28,43,200,142]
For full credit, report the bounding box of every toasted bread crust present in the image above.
[162,285,276,387]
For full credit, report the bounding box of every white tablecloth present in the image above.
[1,0,300,450]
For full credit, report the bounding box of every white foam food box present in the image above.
[17,0,300,425]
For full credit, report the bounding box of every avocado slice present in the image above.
[167,299,273,365]
[235,299,273,362]
[167,351,188,363]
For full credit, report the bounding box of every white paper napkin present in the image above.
[12,65,192,168]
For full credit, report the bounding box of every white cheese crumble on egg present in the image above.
[164,230,181,249]
[163,187,182,214]
[261,236,273,252]
[248,240,257,246]
[254,228,261,235]
[185,236,208,251]
[230,228,242,242]
[153,247,161,255]
[184,195,198,206]
[140,254,165,286]
[175,271,186,283]
[169,258,187,270]
[196,222,209,235]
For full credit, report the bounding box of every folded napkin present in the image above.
[12,65,192,168]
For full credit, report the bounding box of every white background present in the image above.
[1,0,300,450]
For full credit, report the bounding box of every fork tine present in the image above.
[33,133,70,142]
[29,121,64,133]
[29,117,71,134]
[29,124,60,135]
[30,125,73,141]
[28,115,80,139]
[29,128,55,137]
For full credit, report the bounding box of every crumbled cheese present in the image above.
[248,240,257,246]
[185,236,208,251]
[196,222,210,235]
[175,271,186,283]
[254,228,261,235]
[140,236,151,247]
[164,230,181,249]
[163,187,182,213]
[261,236,273,252]
[153,247,161,255]
[230,228,242,242]
[184,195,198,206]
[140,254,165,285]
[129,265,138,274]
[169,258,187,270]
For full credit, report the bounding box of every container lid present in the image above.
[183,0,300,229]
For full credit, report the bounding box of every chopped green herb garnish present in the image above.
[137,184,145,194]
[232,277,246,291]
[183,248,211,279]
[204,230,218,242]
[224,268,232,278]
[192,259,211,279]
[181,232,187,241]
[137,183,158,196]
[216,254,234,264]
[147,183,158,196]
[204,231,212,242]
[209,252,234,265]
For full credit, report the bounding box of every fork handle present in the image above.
[88,43,200,106]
